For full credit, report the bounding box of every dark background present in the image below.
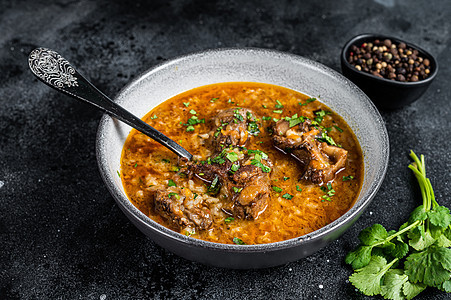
[1,0,450,299]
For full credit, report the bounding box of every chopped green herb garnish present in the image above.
[233,237,246,245]
[247,121,260,136]
[193,193,198,199]
[225,217,234,224]
[248,149,271,173]
[273,110,283,114]
[168,192,180,200]
[230,163,240,172]
[320,184,335,200]
[299,97,316,106]
[283,176,290,181]
[207,176,221,196]
[162,159,170,163]
[228,98,234,103]
[134,163,138,168]
[210,97,219,102]
[272,186,283,193]
[183,102,190,107]
[189,109,197,115]
[272,118,279,122]
[317,131,338,146]
[334,125,344,132]
[150,115,158,119]
[282,193,293,200]
[262,116,272,121]
[275,100,284,109]
[247,149,268,159]
[343,175,355,181]
[262,104,267,108]
[296,185,302,192]
[233,187,243,193]
[168,179,177,187]
[322,195,332,201]
[226,152,239,163]
[117,170,121,178]
[233,108,244,121]
[314,110,331,123]
[289,115,305,128]
[186,125,195,132]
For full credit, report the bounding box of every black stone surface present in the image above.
[1,0,450,299]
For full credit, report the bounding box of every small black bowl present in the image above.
[341,34,438,110]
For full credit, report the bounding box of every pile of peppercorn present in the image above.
[347,39,431,82]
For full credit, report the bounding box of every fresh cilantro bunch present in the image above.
[346,151,451,299]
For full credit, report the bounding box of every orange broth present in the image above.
[120,82,363,244]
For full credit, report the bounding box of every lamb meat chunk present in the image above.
[231,165,271,218]
[153,187,212,230]
[188,147,271,219]
[273,119,347,185]
[209,108,261,152]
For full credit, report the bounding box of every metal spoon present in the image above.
[28,47,192,160]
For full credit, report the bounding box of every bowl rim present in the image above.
[341,33,438,86]
[96,47,389,253]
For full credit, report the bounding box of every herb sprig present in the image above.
[346,151,451,299]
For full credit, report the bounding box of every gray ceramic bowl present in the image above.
[96,48,389,269]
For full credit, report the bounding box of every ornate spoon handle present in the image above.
[28,47,192,161]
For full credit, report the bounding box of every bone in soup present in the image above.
[120,82,363,245]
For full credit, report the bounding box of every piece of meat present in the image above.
[209,108,261,152]
[231,165,271,219]
[153,187,212,230]
[273,119,347,185]
[188,147,272,219]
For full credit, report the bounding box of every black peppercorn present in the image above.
[347,38,432,82]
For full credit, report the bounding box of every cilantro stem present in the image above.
[372,220,421,248]
[408,150,437,211]
[355,257,398,273]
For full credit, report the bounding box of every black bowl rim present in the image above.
[96,47,389,253]
[341,33,438,86]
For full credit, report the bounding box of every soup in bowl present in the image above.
[96,48,388,268]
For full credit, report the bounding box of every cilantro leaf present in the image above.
[441,280,451,293]
[381,269,408,300]
[435,233,451,248]
[407,226,436,251]
[345,151,451,299]
[408,205,427,223]
[345,245,373,270]
[402,280,426,300]
[358,223,388,246]
[428,205,451,228]
[349,256,397,296]
[404,247,451,286]
[167,179,177,187]
[389,238,410,259]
